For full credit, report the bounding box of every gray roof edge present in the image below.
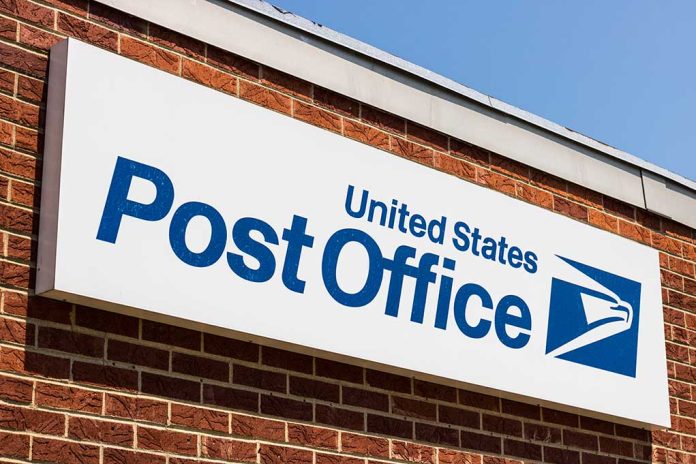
[229,0,696,193]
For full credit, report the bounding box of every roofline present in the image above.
[98,0,696,229]
[234,0,695,192]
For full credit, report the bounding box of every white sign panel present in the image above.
[38,39,669,427]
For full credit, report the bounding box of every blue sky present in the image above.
[271,0,696,182]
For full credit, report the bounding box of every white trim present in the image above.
[98,0,696,229]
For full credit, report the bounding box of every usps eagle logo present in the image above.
[545,256,641,377]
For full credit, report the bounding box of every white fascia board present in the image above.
[99,0,696,228]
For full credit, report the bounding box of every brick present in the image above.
[588,208,619,233]
[316,454,363,464]
[366,413,411,439]
[581,453,616,464]
[0,42,47,78]
[0,94,38,128]
[460,430,501,454]
[524,423,561,444]
[36,382,102,413]
[171,403,228,433]
[149,23,205,58]
[599,436,633,457]
[341,432,389,457]
[107,339,169,370]
[392,396,436,420]
[407,121,448,151]
[365,369,411,393]
[259,444,313,464]
[240,80,292,114]
[543,447,580,464]
[72,361,138,391]
[662,271,685,292]
[653,232,683,256]
[262,346,313,373]
[459,389,499,411]
[38,326,103,357]
[314,86,359,117]
[0,203,35,234]
[202,436,256,462]
[579,416,614,435]
[120,36,179,74]
[618,220,651,245]
[235,364,287,393]
[142,319,200,350]
[68,416,133,446]
[391,440,436,464]
[438,404,479,428]
[5,233,34,261]
[182,59,236,94]
[315,358,363,384]
[103,448,166,464]
[0,317,33,344]
[434,152,477,181]
[32,437,99,464]
[289,376,338,402]
[553,196,588,221]
[0,16,15,41]
[342,386,388,412]
[76,306,139,338]
[0,404,64,434]
[15,125,39,152]
[390,136,434,166]
[540,408,578,427]
[0,431,29,459]
[203,384,258,412]
[0,70,14,94]
[294,100,342,133]
[288,423,337,449]
[137,426,197,455]
[172,352,229,381]
[669,256,695,277]
[315,404,364,431]
[504,438,541,461]
[342,120,391,151]
[482,414,522,437]
[490,153,529,180]
[0,375,32,403]
[88,2,147,36]
[528,169,566,196]
[563,429,598,451]
[517,182,554,209]
[438,449,481,464]
[501,399,540,419]
[19,23,62,51]
[207,45,259,79]
[415,422,459,446]
[0,259,30,288]
[0,122,14,146]
[0,0,54,28]
[478,168,516,195]
[105,393,167,424]
[361,105,405,134]
[141,372,200,402]
[231,413,285,441]
[262,67,311,99]
[59,14,121,52]
[261,394,313,421]
[0,346,70,379]
[203,333,258,361]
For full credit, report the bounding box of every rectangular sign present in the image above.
[38,39,669,427]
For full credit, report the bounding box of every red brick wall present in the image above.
[0,1,694,463]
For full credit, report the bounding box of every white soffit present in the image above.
[99,0,696,229]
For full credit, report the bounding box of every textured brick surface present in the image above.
[0,2,692,463]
